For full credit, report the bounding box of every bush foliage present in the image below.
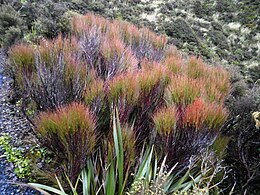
[0,4,25,47]
[36,102,96,183]
[7,13,231,193]
[1,1,258,193]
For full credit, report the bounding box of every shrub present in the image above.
[187,56,207,79]
[222,82,260,194]
[153,106,177,136]
[107,62,170,145]
[183,98,228,130]
[7,12,231,193]
[165,75,203,106]
[108,72,139,106]
[24,51,87,110]
[100,37,137,79]
[7,43,36,101]
[10,11,230,156]
[0,4,25,47]
[9,43,35,73]
[83,72,110,134]
[71,13,167,62]
[8,35,86,110]
[164,18,198,46]
[8,43,35,90]
[30,0,69,39]
[78,25,102,69]
[163,55,183,74]
[30,111,228,195]
[36,102,96,184]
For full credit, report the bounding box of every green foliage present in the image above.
[192,1,212,18]
[88,2,105,13]
[31,0,69,39]
[208,30,229,50]
[0,134,31,179]
[0,134,53,181]
[211,135,230,159]
[112,108,124,195]
[237,0,259,29]
[0,4,25,47]
[164,18,198,46]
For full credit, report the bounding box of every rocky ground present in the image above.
[0,50,38,194]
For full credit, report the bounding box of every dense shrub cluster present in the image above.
[1,0,259,82]
[0,4,25,47]
[221,75,260,194]
[7,13,231,193]
[1,1,258,193]
[0,0,77,47]
[8,35,86,110]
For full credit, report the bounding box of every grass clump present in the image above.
[6,12,231,194]
[36,102,96,184]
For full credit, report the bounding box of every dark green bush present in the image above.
[31,0,69,39]
[0,4,25,47]
[193,1,212,18]
[222,70,260,194]
[208,30,230,50]
[0,0,76,46]
[163,18,198,47]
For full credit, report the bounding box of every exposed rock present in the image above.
[0,49,38,194]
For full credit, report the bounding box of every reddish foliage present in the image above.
[8,12,232,181]
[36,102,96,184]
[9,43,35,73]
[182,98,228,130]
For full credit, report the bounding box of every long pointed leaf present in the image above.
[135,145,154,181]
[28,183,68,195]
[113,108,124,194]
[106,158,115,195]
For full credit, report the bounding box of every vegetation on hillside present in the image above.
[5,13,233,194]
[0,0,259,194]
